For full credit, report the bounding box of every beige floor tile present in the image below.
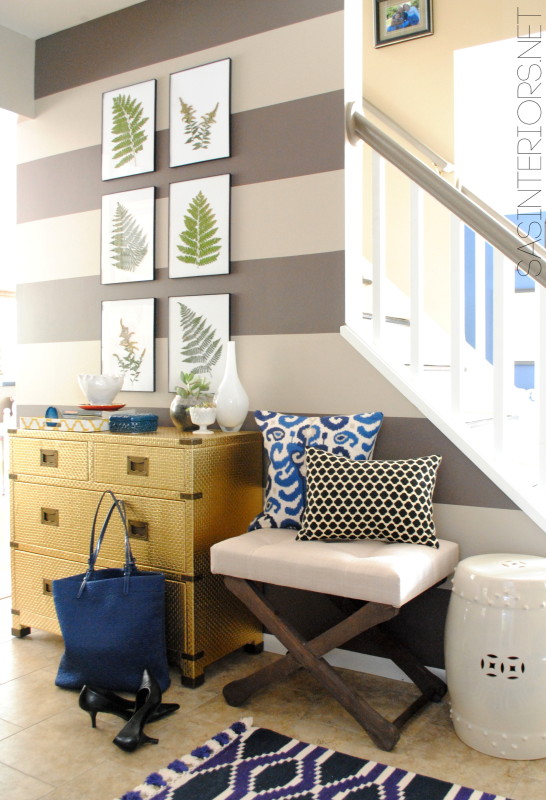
[0,706,118,786]
[0,717,21,740]
[33,758,145,800]
[510,777,546,800]
[0,668,75,728]
[0,761,53,800]
[0,633,64,684]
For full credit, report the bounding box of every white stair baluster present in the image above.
[492,250,512,457]
[372,152,386,346]
[410,183,424,378]
[450,215,465,418]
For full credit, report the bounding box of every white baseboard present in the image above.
[263,633,446,683]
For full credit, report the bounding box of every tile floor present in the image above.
[1,500,546,799]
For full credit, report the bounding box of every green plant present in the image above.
[175,371,214,406]
[110,202,148,271]
[111,93,149,169]
[178,302,223,378]
[179,99,219,150]
[112,319,146,385]
[177,191,221,266]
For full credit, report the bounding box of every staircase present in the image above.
[343,102,546,532]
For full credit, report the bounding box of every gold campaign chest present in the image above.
[9,427,263,686]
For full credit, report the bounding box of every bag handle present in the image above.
[78,490,137,597]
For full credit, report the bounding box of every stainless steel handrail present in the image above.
[362,98,454,175]
[348,105,546,286]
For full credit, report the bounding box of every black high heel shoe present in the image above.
[79,685,179,729]
[113,670,162,752]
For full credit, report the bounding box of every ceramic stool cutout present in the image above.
[445,553,546,759]
[211,528,459,751]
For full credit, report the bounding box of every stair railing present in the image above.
[343,103,546,531]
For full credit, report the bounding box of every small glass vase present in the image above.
[189,405,217,435]
[169,395,196,432]
[214,341,249,432]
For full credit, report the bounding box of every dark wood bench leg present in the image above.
[366,626,446,702]
[223,576,400,751]
[224,597,397,706]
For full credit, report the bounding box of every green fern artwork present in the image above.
[178,302,223,381]
[110,202,148,272]
[177,191,222,267]
[179,99,219,150]
[111,93,149,169]
[112,319,146,385]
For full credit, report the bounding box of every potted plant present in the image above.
[170,371,216,432]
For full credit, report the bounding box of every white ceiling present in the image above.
[0,0,146,40]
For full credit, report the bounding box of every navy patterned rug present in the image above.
[115,718,512,800]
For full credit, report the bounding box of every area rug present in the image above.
[114,718,513,800]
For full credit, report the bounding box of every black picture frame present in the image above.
[101,79,156,180]
[169,58,231,168]
[374,1,433,48]
[101,187,155,284]
[168,174,230,278]
[101,297,155,392]
[168,293,230,394]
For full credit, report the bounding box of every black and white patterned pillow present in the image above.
[297,448,441,548]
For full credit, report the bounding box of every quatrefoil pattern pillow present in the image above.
[248,411,384,531]
[297,448,441,548]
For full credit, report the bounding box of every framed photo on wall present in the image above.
[101,298,155,392]
[101,187,155,284]
[168,293,229,394]
[169,58,230,167]
[169,174,230,278]
[102,79,156,180]
[374,1,432,47]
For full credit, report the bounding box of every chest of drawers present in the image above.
[9,426,263,686]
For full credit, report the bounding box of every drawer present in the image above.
[11,437,89,481]
[11,550,81,632]
[12,482,191,573]
[11,552,191,657]
[93,442,190,492]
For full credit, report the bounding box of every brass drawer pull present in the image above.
[41,507,59,526]
[128,520,149,541]
[127,456,149,476]
[42,578,53,595]
[40,449,58,468]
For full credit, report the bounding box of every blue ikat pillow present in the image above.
[248,410,384,531]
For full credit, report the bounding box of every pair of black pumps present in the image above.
[79,669,180,752]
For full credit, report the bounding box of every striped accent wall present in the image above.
[16,0,546,580]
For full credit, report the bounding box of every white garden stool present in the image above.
[445,553,546,759]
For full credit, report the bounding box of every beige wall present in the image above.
[0,25,34,118]
[361,0,544,329]
[364,0,542,163]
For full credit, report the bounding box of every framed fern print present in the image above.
[102,298,155,392]
[169,174,230,278]
[101,187,155,284]
[168,293,229,393]
[169,58,230,167]
[102,79,156,180]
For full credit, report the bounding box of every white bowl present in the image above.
[78,374,124,406]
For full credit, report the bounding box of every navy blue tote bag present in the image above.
[53,490,170,693]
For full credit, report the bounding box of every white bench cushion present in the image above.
[211,528,459,607]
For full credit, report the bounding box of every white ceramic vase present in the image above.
[189,405,217,435]
[214,341,249,432]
